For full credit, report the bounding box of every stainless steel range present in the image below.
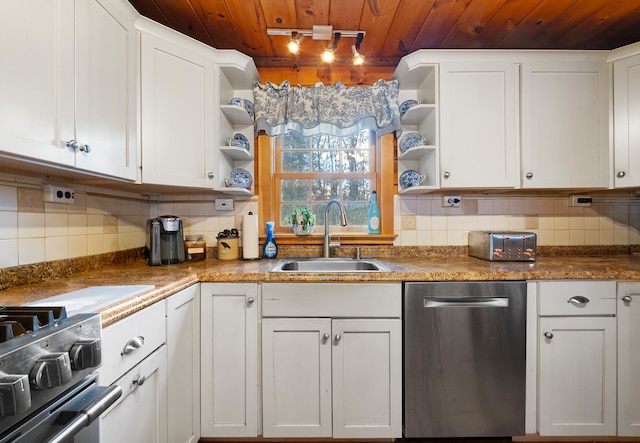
[0,306,121,443]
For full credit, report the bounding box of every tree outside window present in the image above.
[275,130,375,232]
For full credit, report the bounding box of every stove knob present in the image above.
[0,374,31,417]
[30,353,73,390]
[70,339,102,370]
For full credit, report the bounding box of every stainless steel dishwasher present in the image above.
[403,281,526,438]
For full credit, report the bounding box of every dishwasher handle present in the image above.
[423,297,509,308]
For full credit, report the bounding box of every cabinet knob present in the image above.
[207,172,215,179]
[121,336,145,355]
[132,374,146,387]
[334,333,342,343]
[65,140,91,153]
[247,297,255,305]
[443,171,450,179]
[322,333,330,342]
[617,171,626,178]
[526,172,533,179]
[568,295,589,306]
[544,331,554,340]
[622,295,633,303]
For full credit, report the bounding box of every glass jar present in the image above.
[184,235,206,261]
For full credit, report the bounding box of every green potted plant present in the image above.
[287,204,315,235]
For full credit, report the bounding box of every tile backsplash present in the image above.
[0,170,638,270]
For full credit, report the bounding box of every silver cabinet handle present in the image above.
[334,334,342,343]
[622,295,633,303]
[207,172,215,179]
[132,374,146,387]
[617,171,626,178]
[568,296,590,306]
[443,171,450,179]
[322,333,330,342]
[247,296,255,305]
[526,172,533,179]
[544,332,554,339]
[66,140,91,153]
[121,336,144,355]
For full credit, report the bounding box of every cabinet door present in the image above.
[74,0,138,180]
[618,282,640,436]
[538,316,616,436]
[99,345,168,443]
[200,283,258,437]
[521,61,609,188]
[140,31,215,187]
[0,0,75,166]
[166,284,200,443]
[262,318,332,438]
[439,62,519,188]
[614,55,640,188]
[332,319,402,439]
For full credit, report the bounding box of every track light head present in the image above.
[321,32,341,63]
[351,45,364,65]
[287,31,303,54]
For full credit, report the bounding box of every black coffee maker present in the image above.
[146,215,185,266]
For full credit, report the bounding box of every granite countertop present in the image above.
[1,254,639,326]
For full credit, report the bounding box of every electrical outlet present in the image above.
[43,185,75,204]
[215,198,234,211]
[442,195,462,207]
[571,195,592,207]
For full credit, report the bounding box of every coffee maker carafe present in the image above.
[146,215,185,266]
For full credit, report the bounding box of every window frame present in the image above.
[257,132,396,245]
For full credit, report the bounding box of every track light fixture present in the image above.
[352,32,365,65]
[321,33,340,63]
[287,31,303,55]
[267,27,365,64]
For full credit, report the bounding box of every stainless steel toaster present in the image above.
[468,231,536,261]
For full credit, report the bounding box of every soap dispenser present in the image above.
[262,221,278,258]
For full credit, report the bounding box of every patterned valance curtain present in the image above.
[252,79,401,137]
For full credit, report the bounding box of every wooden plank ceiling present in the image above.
[129,0,640,71]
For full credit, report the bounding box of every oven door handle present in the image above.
[44,384,123,443]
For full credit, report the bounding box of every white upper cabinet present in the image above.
[138,19,217,189]
[611,45,640,188]
[439,60,519,188]
[521,58,610,189]
[0,0,138,180]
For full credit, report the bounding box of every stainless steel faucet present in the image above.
[323,199,348,258]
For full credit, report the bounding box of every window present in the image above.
[257,132,395,244]
[276,130,375,231]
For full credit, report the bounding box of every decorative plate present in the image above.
[226,168,253,189]
[399,169,426,189]
[232,133,249,150]
[399,99,418,116]
[243,100,254,117]
[398,131,424,153]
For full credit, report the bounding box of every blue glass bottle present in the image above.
[368,191,381,234]
[262,221,278,258]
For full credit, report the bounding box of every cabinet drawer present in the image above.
[261,283,401,318]
[99,301,167,385]
[538,281,616,316]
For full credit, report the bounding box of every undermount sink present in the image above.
[270,257,390,273]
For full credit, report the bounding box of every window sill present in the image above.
[263,233,397,246]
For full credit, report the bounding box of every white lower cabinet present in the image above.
[617,282,640,436]
[261,283,402,439]
[166,284,201,443]
[97,301,168,443]
[537,281,617,436]
[200,283,258,437]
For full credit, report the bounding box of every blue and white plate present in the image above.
[399,169,426,189]
[398,131,425,153]
[232,133,249,150]
[399,99,418,116]
[229,97,254,117]
[243,100,254,117]
[225,168,253,189]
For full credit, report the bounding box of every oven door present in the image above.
[0,374,122,443]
